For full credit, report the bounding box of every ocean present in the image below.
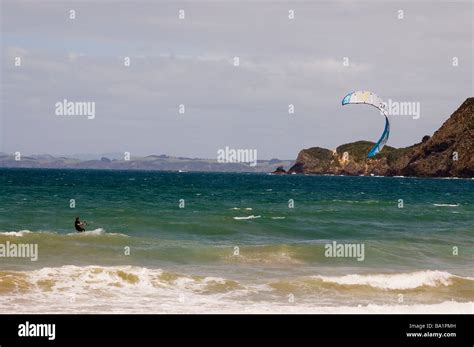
[0,168,472,313]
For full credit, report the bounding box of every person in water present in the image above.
[74,217,86,232]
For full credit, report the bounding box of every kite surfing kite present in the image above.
[341,91,390,158]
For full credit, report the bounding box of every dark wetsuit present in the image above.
[75,220,85,232]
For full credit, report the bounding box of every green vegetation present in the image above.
[385,146,415,164]
[304,147,333,161]
[336,141,397,162]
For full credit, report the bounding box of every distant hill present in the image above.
[286,98,473,178]
[0,152,294,173]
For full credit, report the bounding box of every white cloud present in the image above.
[1,1,471,158]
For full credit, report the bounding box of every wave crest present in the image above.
[0,230,33,237]
[313,270,470,290]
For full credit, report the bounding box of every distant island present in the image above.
[277,97,473,178]
[0,152,293,173]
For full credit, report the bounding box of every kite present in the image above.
[342,91,390,158]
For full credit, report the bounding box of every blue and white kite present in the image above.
[342,91,390,158]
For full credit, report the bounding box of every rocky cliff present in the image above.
[288,98,473,178]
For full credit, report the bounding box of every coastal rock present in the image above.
[272,166,287,174]
[288,98,473,178]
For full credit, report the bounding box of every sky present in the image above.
[1,0,472,159]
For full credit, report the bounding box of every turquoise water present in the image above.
[0,168,472,313]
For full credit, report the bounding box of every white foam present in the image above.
[67,228,128,237]
[313,270,466,290]
[76,228,105,235]
[233,215,261,220]
[0,266,472,314]
[0,265,248,313]
[433,203,459,207]
[0,230,33,237]
[0,228,128,238]
[230,301,473,314]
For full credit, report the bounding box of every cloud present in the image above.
[6,46,28,59]
[0,1,471,159]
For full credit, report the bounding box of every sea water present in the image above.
[0,168,472,313]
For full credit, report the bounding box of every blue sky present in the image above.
[1,0,472,159]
